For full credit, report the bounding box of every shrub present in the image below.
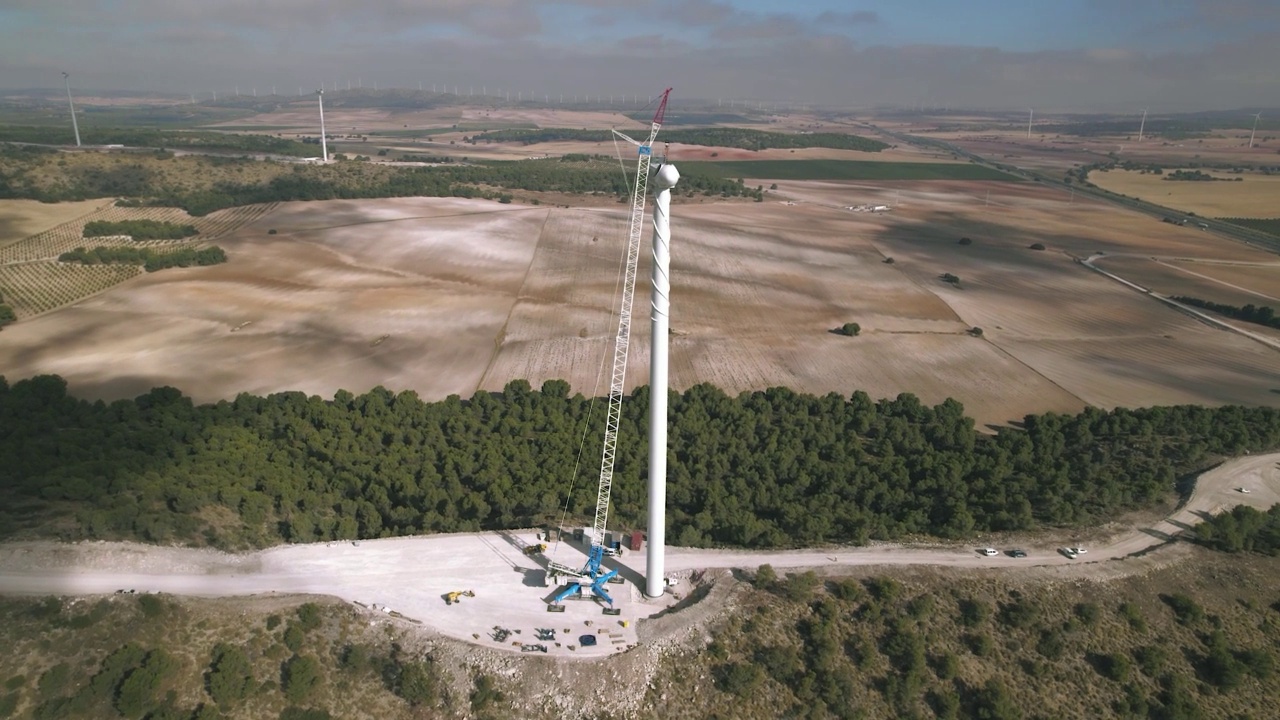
[836,322,861,337]
[715,662,763,696]
[1075,602,1100,625]
[1118,602,1146,632]
[1134,645,1166,676]
[753,564,777,590]
[1163,593,1204,625]
[469,674,504,711]
[958,237,973,245]
[207,643,254,706]
[283,624,305,651]
[268,229,278,235]
[397,661,436,706]
[282,655,321,703]
[295,603,321,632]
[999,597,1038,629]
[970,326,984,337]
[781,571,820,601]
[966,633,993,657]
[1029,242,1046,250]
[266,614,282,630]
[959,598,990,627]
[137,594,164,618]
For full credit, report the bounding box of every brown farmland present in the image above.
[2,177,1279,425]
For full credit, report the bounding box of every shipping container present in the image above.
[630,531,644,551]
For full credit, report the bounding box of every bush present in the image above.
[969,326,984,337]
[1029,242,1046,250]
[266,614,282,630]
[966,633,993,657]
[137,594,164,618]
[715,662,763,696]
[999,597,1038,628]
[1075,602,1101,625]
[835,322,861,337]
[268,229,278,235]
[397,661,436,706]
[958,598,990,627]
[283,624,305,651]
[37,664,70,700]
[958,237,973,246]
[1134,645,1166,676]
[469,674,504,712]
[781,571,820,601]
[1097,652,1132,682]
[295,603,321,632]
[1118,602,1146,632]
[207,644,254,706]
[282,655,321,703]
[753,564,777,590]
[1163,593,1204,625]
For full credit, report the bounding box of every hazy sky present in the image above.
[2,0,1278,111]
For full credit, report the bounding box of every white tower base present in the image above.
[646,162,679,598]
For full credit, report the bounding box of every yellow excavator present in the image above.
[445,590,475,605]
[523,543,548,556]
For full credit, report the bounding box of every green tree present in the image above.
[282,655,321,703]
[207,643,254,706]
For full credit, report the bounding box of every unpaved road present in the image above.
[0,453,1275,655]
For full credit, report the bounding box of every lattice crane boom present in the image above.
[591,88,670,551]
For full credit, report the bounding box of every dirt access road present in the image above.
[0,453,1275,657]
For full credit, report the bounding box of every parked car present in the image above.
[1009,549,1028,558]
[1237,487,1251,494]
[980,548,999,557]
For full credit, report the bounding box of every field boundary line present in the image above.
[1153,259,1280,303]
[475,208,553,393]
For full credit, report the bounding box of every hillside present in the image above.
[3,547,1278,719]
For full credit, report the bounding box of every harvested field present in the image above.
[1162,260,1280,301]
[999,330,1280,409]
[682,159,1019,181]
[1088,168,1280,217]
[0,198,110,250]
[5,178,1280,424]
[1094,256,1280,307]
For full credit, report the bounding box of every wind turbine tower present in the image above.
[648,150,679,599]
[316,89,329,162]
[1250,113,1262,148]
[1027,108,1033,138]
[62,72,81,147]
[1138,109,1148,142]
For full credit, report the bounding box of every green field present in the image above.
[680,159,1022,181]
[1220,217,1280,238]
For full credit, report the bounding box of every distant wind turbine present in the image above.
[62,72,81,147]
[1138,109,1147,142]
[316,89,328,163]
[1027,108,1033,138]
[1250,113,1262,148]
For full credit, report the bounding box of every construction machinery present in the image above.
[445,590,475,605]
[523,543,548,556]
[548,88,672,610]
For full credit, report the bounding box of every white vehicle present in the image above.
[1068,547,1087,556]
[980,548,999,556]
[1237,487,1252,494]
